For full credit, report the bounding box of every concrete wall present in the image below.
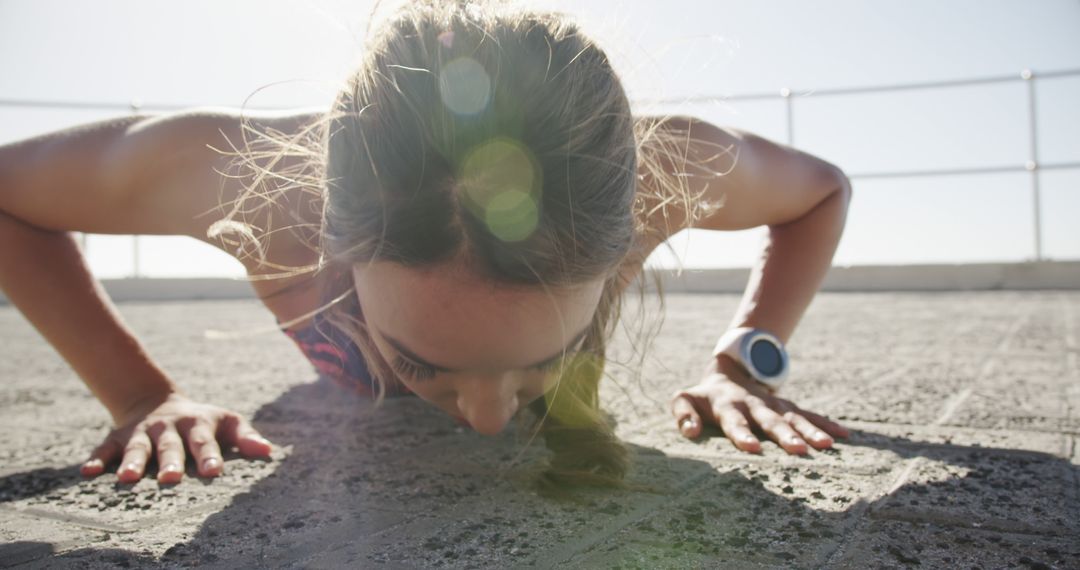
[1,262,1077,305]
[656,261,1080,294]
[0,278,259,305]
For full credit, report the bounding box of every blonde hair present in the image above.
[213,0,722,496]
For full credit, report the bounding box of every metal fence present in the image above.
[3,67,1078,276]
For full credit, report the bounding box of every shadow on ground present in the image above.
[3,377,1078,569]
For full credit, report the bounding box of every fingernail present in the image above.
[162,463,181,473]
[124,462,139,473]
[202,458,220,472]
[84,459,103,469]
[81,462,102,476]
[680,418,697,431]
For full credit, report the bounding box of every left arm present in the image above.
[727,177,852,344]
[638,116,853,457]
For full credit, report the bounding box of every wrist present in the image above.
[110,382,180,427]
[708,352,747,379]
[712,327,789,392]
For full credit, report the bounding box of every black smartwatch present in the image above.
[712,327,789,392]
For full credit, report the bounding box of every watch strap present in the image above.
[712,327,789,391]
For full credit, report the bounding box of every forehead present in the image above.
[352,261,603,369]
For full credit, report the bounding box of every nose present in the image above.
[456,375,520,436]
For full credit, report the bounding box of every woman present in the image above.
[0,0,850,491]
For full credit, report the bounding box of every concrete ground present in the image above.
[1,291,1078,569]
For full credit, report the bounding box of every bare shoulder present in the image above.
[133,107,333,314]
[140,106,329,249]
[180,107,334,322]
[0,105,334,324]
[0,105,328,245]
[616,115,849,288]
[633,115,847,239]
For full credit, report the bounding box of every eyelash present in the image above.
[392,357,436,381]
[390,353,571,381]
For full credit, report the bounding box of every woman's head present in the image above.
[321,1,635,418]
[209,0,720,495]
[315,0,638,490]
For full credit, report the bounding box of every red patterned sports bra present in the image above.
[280,312,414,399]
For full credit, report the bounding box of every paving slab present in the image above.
[829,520,1080,569]
[869,450,1078,536]
[567,460,870,569]
[1,292,1079,568]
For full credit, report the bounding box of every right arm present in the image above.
[0,116,177,424]
[0,109,315,482]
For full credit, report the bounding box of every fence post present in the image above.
[1022,69,1043,262]
[781,87,794,146]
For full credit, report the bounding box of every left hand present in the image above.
[670,355,849,455]
[80,392,272,484]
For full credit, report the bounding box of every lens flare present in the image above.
[484,190,538,242]
[439,57,491,116]
[543,351,605,429]
[460,137,543,242]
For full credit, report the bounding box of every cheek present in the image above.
[388,369,453,406]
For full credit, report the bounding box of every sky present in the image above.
[1,0,1078,278]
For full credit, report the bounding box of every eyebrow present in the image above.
[380,326,591,373]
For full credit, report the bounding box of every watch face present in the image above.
[749,339,784,377]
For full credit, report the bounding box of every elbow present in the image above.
[816,165,852,231]
[823,164,852,207]
[838,175,853,210]
[838,169,853,201]
[831,169,853,230]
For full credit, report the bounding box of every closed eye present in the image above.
[379,327,590,378]
[393,350,577,380]
[392,356,436,381]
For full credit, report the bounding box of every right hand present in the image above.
[670,355,849,455]
[80,392,273,484]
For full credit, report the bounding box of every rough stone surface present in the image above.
[1,292,1078,568]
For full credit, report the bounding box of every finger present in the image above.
[671,394,703,439]
[117,431,153,483]
[745,399,808,455]
[795,408,850,439]
[82,438,123,478]
[219,413,273,458]
[179,421,223,477]
[784,411,835,450]
[147,421,186,484]
[712,402,761,453]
